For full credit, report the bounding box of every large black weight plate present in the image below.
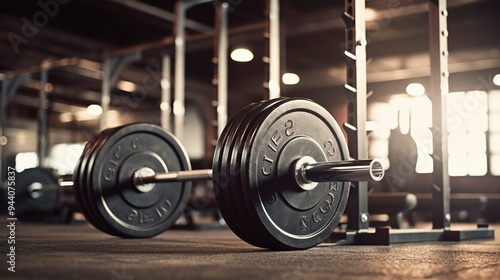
[216,98,350,250]
[14,167,61,219]
[88,123,191,238]
[213,100,266,247]
[228,98,291,249]
[220,98,285,248]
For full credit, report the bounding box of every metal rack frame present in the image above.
[330,0,494,245]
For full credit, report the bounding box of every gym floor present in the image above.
[1,220,499,279]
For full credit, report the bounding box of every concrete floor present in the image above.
[1,219,499,279]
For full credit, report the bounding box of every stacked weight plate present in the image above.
[213,98,351,250]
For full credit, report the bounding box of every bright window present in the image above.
[368,95,433,173]
[15,152,38,172]
[368,90,498,176]
[447,91,488,176]
[489,90,500,175]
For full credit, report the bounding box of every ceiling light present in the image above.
[365,8,378,21]
[493,74,500,86]
[87,104,103,116]
[59,112,73,123]
[230,48,254,62]
[282,73,300,85]
[0,136,7,145]
[406,83,425,96]
[117,80,136,92]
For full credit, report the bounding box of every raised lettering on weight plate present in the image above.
[324,140,335,157]
[312,211,322,223]
[131,136,141,149]
[127,209,154,223]
[156,199,172,218]
[319,193,334,214]
[285,119,294,136]
[104,145,122,182]
[262,155,274,176]
[300,215,309,230]
[127,209,138,221]
[267,192,277,205]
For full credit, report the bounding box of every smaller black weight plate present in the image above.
[89,123,191,238]
[74,132,113,234]
[14,167,61,218]
[241,98,351,250]
[76,127,122,235]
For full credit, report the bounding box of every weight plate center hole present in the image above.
[134,167,156,193]
[294,156,318,191]
[28,182,44,199]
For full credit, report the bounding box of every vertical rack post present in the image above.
[100,58,111,130]
[213,1,229,139]
[161,54,172,131]
[0,75,27,180]
[37,69,49,167]
[264,0,280,99]
[343,0,369,231]
[173,0,187,140]
[428,0,451,230]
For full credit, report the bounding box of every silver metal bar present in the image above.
[37,69,48,167]
[342,0,369,231]
[137,169,213,185]
[100,58,111,130]
[110,0,212,33]
[428,0,451,230]
[136,158,383,187]
[268,0,280,99]
[161,54,172,130]
[216,2,229,138]
[303,159,384,183]
[173,0,186,140]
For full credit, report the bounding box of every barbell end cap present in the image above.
[369,158,385,182]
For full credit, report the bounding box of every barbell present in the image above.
[72,98,384,250]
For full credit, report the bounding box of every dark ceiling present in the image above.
[1,0,500,155]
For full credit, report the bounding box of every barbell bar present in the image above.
[133,159,382,188]
[72,97,385,250]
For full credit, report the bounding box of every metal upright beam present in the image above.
[37,69,49,167]
[173,0,187,140]
[428,0,451,230]
[161,54,172,131]
[342,0,369,231]
[267,0,281,99]
[0,75,28,180]
[173,0,213,140]
[214,1,229,138]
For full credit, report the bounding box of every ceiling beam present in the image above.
[109,0,212,33]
